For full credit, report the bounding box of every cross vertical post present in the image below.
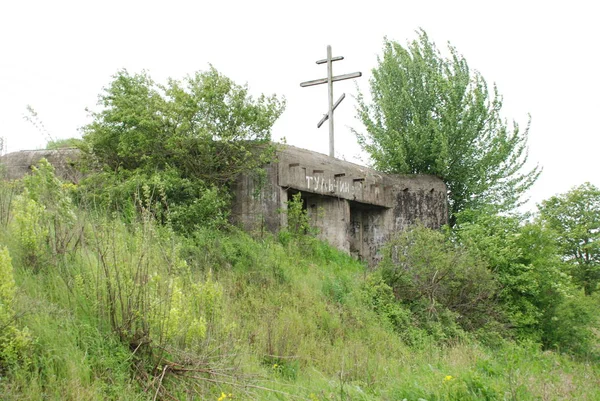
[300,46,361,159]
[327,45,334,158]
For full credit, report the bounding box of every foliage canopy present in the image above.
[81,67,285,232]
[355,30,540,224]
[538,182,600,295]
[84,66,285,181]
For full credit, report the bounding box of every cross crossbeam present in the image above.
[316,56,344,64]
[300,72,362,88]
[317,93,345,128]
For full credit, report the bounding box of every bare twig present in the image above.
[153,364,169,401]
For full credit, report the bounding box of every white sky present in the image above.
[1,0,598,210]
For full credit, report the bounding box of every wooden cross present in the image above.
[300,45,361,158]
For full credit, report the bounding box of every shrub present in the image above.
[79,67,285,234]
[11,195,49,271]
[0,247,32,371]
[379,224,498,333]
[540,292,599,357]
[9,159,82,271]
[456,212,595,352]
[361,274,429,345]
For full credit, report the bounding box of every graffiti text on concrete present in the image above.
[306,176,351,194]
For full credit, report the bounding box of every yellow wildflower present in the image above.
[443,375,453,383]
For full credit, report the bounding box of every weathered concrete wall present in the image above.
[0,149,82,182]
[303,191,350,252]
[232,145,448,265]
[230,164,284,234]
[278,146,392,207]
[393,178,448,231]
[348,202,391,263]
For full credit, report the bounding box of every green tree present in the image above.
[455,210,576,344]
[81,67,285,232]
[83,67,284,181]
[355,30,539,225]
[537,182,600,295]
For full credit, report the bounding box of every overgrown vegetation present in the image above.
[538,182,600,295]
[0,155,598,400]
[79,67,285,234]
[1,61,599,399]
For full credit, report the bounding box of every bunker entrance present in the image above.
[286,189,351,252]
[285,189,389,263]
[348,201,388,263]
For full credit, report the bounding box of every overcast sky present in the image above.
[1,0,598,210]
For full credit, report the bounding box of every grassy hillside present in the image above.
[0,163,599,400]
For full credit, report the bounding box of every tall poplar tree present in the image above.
[355,30,540,225]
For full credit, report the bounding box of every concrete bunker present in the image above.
[231,145,448,265]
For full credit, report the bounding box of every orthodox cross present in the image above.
[300,45,361,158]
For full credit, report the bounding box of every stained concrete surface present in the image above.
[0,148,82,182]
[231,145,448,264]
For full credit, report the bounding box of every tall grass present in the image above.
[0,165,599,400]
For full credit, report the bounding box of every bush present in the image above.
[79,169,229,233]
[456,212,596,352]
[9,159,81,270]
[361,274,429,345]
[79,67,285,234]
[0,172,18,228]
[0,247,32,371]
[540,292,599,357]
[11,195,49,271]
[379,224,498,333]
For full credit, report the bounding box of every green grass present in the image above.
[1,207,599,400]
